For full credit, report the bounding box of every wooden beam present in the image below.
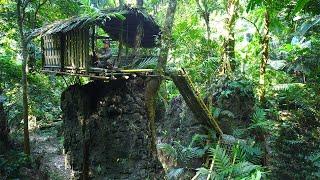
[169,69,223,136]
[42,70,110,80]
[41,69,157,79]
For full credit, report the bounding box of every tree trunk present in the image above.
[156,0,178,72]
[132,22,144,65]
[195,0,211,40]
[17,0,31,156]
[119,0,125,7]
[28,0,48,71]
[204,15,211,40]
[144,0,177,157]
[0,89,9,154]
[222,0,239,74]
[258,11,270,105]
[137,0,143,8]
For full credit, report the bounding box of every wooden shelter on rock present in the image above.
[30,6,161,79]
[31,6,223,137]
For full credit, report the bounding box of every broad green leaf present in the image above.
[295,15,320,37]
[292,0,310,15]
[246,0,263,12]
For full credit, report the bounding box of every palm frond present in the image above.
[190,134,208,147]
[167,168,185,180]
[135,56,158,69]
[157,143,178,159]
[181,147,206,162]
[209,145,231,172]
[233,161,261,177]
[272,83,305,91]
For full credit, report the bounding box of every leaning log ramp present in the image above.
[168,69,223,136]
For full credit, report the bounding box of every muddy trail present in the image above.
[21,125,72,180]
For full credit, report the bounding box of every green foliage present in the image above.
[197,143,265,179]
[209,75,255,126]
[158,133,264,179]
[292,0,311,15]
[158,135,207,165]
[0,151,29,178]
[167,167,185,180]
[248,108,274,134]
[0,0,319,178]
[282,30,320,82]
[157,134,208,179]
[0,55,66,132]
[268,83,320,179]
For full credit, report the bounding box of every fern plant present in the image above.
[157,134,209,179]
[248,108,274,134]
[195,143,265,180]
[158,133,264,180]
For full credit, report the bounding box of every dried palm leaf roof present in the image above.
[30,6,161,48]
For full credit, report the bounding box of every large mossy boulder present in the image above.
[156,95,207,178]
[209,77,255,134]
[61,79,164,179]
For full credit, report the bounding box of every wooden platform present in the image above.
[42,68,157,80]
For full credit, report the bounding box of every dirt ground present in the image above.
[27,127,72,180]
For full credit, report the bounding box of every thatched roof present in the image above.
[30,6,161,48]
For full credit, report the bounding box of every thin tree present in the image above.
[131,0,144,64]
[195,0,212,40]
[16,0,30,155]
[222,0,239,74]
[137,0,143,8]
[28,0,48,70]
[156,0,178,71]
[0,88,9,154]
[119,0,125,7]
[258,11,270,104]
[145,0,178,153]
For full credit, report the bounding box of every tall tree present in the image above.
[195,0,213,40]
[28,0,49,70]
[137,0,143,8]
[16,0,30,155]
[145,0,178,153]
[222,0,239,74]
[254,0,310,103]
[259,11,270,104]
[156,0,178,72]
[0,88,9,154]
[132,0,144,63]
[119,0,125,7]
[245,0,287,104]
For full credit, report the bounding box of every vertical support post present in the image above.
[41,37,45,69]
[132,21,144,66]
[60,33,65,71]
[91,26,96,63]
[116,22,124,67]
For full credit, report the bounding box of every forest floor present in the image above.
[26,124,72,179]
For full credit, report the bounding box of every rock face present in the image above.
[61,79,164,179]
[156,96,207,178]
[157,96,207,146]
[209,78,255,134]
